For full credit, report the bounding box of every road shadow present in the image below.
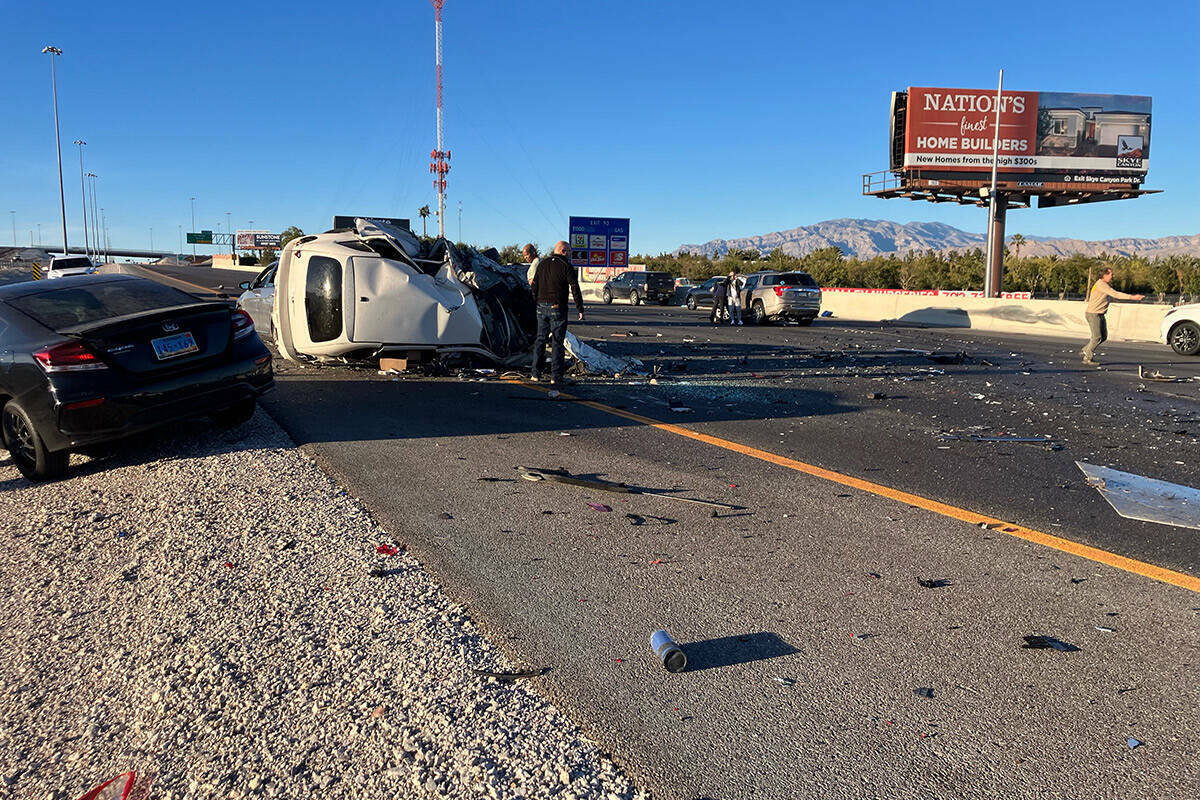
[681,632,799,672]
[262,376,859,444]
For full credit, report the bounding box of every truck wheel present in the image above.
[1169,321,1200,356]
[2,400,69,481]
[602,289,612,305]
[686,296,697,311]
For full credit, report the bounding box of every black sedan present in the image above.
[684,276,726,310]
[0,275,274,481]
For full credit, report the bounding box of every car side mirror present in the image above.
[239,281,251,290]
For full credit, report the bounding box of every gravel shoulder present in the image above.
[0,412,647,800]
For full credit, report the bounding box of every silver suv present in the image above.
[741,271,821,325]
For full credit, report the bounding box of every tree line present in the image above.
[627,245,1200,303]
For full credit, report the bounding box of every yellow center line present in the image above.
[505,378,1200,594]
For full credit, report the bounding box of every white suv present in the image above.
[1161,303,1200,356]
[46,255,98,279]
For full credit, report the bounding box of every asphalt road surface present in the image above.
[144,267,1200,798]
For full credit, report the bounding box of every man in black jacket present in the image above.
[529,241,585,387]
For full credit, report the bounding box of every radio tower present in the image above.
[430,0,450,239]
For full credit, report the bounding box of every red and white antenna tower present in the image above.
[430,0,450,239]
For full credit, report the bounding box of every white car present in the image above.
[45,254,98,279]
[1161,303,1200,356]
[236,262,277,337]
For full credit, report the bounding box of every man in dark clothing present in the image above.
[710,277,729,324]
[529,240,585,386]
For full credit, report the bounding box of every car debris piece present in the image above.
[940,434,1053,444]
[517,466,743,510]
[471,667,550,683]
[586,502,613,512]
[1138,365,1182,382]
[1095,626,1116,632]
[1076,461,1200,531]
[650,629,687,673]
[1021,635,1080,652]
[867,392,887,400]
[917,578,952,589]
[913,687,935,699]
[76,771,152,800]
[564,331,646,376]
[375,544,400,556]
[1127,737,1144,749]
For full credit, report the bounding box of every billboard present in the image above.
[900,87,1151,181]
[332,215,411,231]
[568,216,629,268]
[236,230,282,249]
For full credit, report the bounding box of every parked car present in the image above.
[684,276,726,310]
[740,271,822,325]
[0,274,273,480]
[45,255,98,280]
[674,277,693,289]
[1161,303,1200,355]
[601,271,675,305]
[236,261,278,337]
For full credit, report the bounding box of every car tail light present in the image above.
[773,286,785,296]
[231,309,256,340]
[62,397,106,411]
[33,341,108,372]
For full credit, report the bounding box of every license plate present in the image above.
[151,331,199,360]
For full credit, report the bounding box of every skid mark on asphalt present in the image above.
[506,379,1200,594]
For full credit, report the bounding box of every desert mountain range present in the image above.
[676,218,1200,260]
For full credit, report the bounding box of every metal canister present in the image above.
[650,629,687,673]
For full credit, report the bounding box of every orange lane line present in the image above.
[505,378,1200,594]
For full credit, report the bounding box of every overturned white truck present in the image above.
[271,218,641,374]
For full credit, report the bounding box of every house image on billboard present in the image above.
[1038,102,1151,159]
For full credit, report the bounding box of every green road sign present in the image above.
[186,230,214,244]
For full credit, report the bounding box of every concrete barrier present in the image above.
[820,292,1167,344]
[577,279,1167,344]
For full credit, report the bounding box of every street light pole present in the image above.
[87,173,100,259]
[42,46,68,256]
[73,140,90,259]
[149,227,153,251]
[189,197,196,261]
[10,211,15,247]
[226,211,232,255]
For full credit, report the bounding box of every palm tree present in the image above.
[418,205,431,237]
[1008,233,1026,261]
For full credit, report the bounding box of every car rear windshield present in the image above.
[50,257,93,270]
[776,272,818,288]
[7,281,202,331]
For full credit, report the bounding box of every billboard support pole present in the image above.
[984,69,1004,298]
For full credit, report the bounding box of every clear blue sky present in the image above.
[3,0,1197,255]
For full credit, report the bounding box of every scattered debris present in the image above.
[917,578,952,589]
[650,629,688,673]
[867,392,887,400]
[1021,635,1080,652]
[76,772,149,800]
[517,466,743,510]
[773,677,796,686]
[1138,365,1182,382]
[913,687,935,699]
[849,633,873,642]
[1076,461,1200,530]
[609,331,639,337]
[586,502,613,513]
[437,513,454,520]
[471,667,550,683]
[1127,737,1144,749]
[941,433,1053,444]
[1095,626,1116,633]
[375,544,400,556]
[820,310,833,317]
[669,404,693,413]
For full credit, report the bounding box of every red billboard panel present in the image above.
[902,87,1151,178]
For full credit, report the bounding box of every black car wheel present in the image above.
[686,295,697,311]
[752,300,769,325]
[210,398,257,428]
[602,288,613,305]
[1169,321,1200,356]
[630,290,641,306]
[2,400,69,481]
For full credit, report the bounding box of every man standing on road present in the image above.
[530,241,584,387]
[522,244,541,286]
[1081,267,1144,365]
[726,270,745,326]
[710,276,728,324]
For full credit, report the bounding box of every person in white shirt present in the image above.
[523,244,541,286]
[726,271,745,326]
